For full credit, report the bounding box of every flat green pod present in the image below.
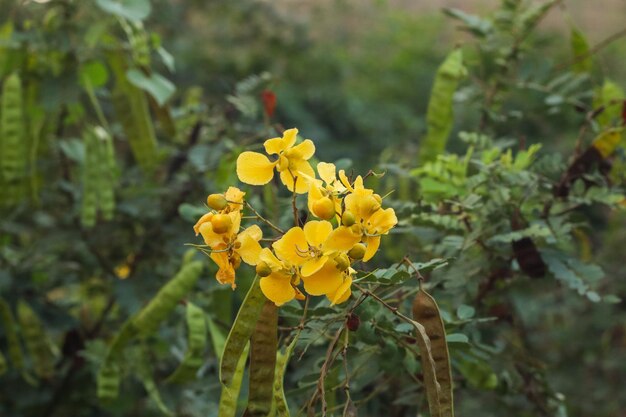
[0,298,24,370]
[17,300,54,379]
[97,318,136,401]
[92,126,116,221]
[0,72,26,206]
[272,333,300,417]
[137,347,174,416]
[413,289,454,417]
[166,302,208,383]
[220,277,266,387]
[81,127,99,228]
[108,50,158,174]
[243,301,278,417]
[218,343,249,417]
[418,49,466,164]
[133,260,203,336]
[206,314,227,361]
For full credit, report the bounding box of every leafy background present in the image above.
[0,0,625,416]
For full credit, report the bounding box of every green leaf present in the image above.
[126,68,175,106]
[456,305,475,320]
[570,27,592,73]
[0,298,25,371]
[446,333,469,344]
[95,0,151,22]
[17,300,55,379]
[418,49,466,164]
[220,276,266,386]
[79,60,109,88]
[593,80,625,128]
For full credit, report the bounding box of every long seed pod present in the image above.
[218,343,249,417]
[207,314,227,361]
[413,289,454,417]
[418,49,466,164]
[220,277,266,386]
[108,50,158,173]
[133,261,203,336]
[17,300,54,379]
[272,333,300,417]
[166,302,207,383]
[0,72,26,206]
[0,297,24,370]
[410,319,441,417]
[97,319,136,401]
[93,126,116,221]
[243,301,278,417]
[81,127,99,228]
[137,346,174,417]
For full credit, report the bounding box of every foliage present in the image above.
[0,0,625,417]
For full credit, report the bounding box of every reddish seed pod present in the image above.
[346,313,360,331]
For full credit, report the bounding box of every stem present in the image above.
[245,201,285,234]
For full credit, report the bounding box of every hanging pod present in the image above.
[0,72,27,207]
[17,300,55,379]
[166,302,208,383]
[412,289,454,417]
[0,297,25,371]
[243,300,278,417]
[218,344,249,417]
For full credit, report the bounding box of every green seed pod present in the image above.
[0,72,26,206]
[17,300,54,379]
[334,253,350,271]
[218,343,249,417]
[255,261,272,278]
[207,193,228,211]
[220,277,266,386]
[0,298,24,370]
[166,302,208,383]
[92,127,116,221]
[341,210,356,227]
[244,301,278,417]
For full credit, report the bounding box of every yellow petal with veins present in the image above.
[282,128,298,148]
[366,207,398,235]
[304,220,333,247]
[328,276,352,305]
[288,139,315,160]
[301,260,343,296]
[199,222,226,248]
[193,212,213,235]
[301,255,329,277]
[264,137,286,155]
[322,226,361,253]
[363,235,381,262]
[259,248,284,271]
[236,151,276,185]
[272,227,308,266]
[279,159,315,194]
[260,272,296,306]
[224,186,245,211]
[237,226,263,266]
[317,162,336,185]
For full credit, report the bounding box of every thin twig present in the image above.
[245,201,285,234]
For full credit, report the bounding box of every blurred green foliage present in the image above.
[0,0,625,416]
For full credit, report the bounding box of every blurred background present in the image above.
[1,0,625,416]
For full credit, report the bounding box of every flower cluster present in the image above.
[194,128,397,306]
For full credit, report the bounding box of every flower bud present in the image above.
[341,210,356,227]
[334,253,350,271]
[211,214,232,234]
[348,243,366,260]
[207,193,228,211]
[313,197,335,220]
[256,261,272,277]
[346,313,360,331]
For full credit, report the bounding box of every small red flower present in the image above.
[261,89,277,118]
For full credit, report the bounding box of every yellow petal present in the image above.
[199,222,226,248]
[301,260,343,296]
[301,255,329,277]
[304,220,333,247]
[317,162,336,185]
[366,208,398,235]
[328,276,352,305]
[363,235,381,262]
[260,273,296,306]
[282,128,298,149]
[211,252,236,288]
[307,181,325,213]
[279,159,315,194]
[193,212,213,235]
[322,226,361,253]
[259,248,284,271]
[239,224,263,242]
[338,170,353,192]
[224,186,245,211]
[288,139,315,160]
[237,234,262,266]
[229,210,242,237]
[264,137,287,155]
[272,227,308,266]
[236,151,276,185]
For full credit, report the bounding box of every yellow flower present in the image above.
[223,186,245,212]
[272,221,360,277]
[307,162,345,220]
[206,225,263,288]
[325,268,354,305]
[339,170,397,261]
[257,248,298,306]
[236,128,316,193]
